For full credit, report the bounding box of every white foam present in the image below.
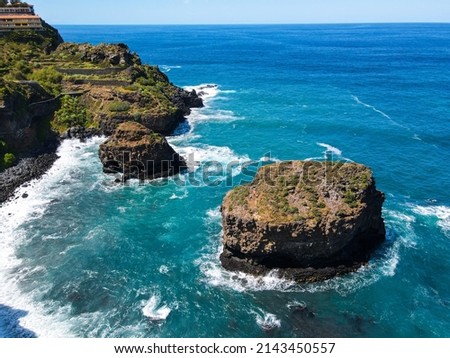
[412,205,450,234]
[255,312,281,331]
[142,295,171,321]
[0,137,106,337]
[182,84,242,132]
[160,65,182,73]
[186,110,242,126]
[185,84,220,104]
[206,207,222,221]
[169,142,250,183]
[315,143,353,162]
[259,155,281,163]
[286,300,307,310]
[174,144,249,167]
[317,142,342,157]
[198,206,415,296]
[159,265,170,274]
[169,188,189,200]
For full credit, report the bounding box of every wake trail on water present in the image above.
[351,95,410,131]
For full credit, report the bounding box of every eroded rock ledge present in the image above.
[220,161,386,282]
[99,121,185,181]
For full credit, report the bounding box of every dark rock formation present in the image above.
[220,161,386,282]
[171,87,204,115]
[54,42,140,67]
[99,122,185,181]
[0,153,58,203]
[96,108,186,137]
[0,80,59,155]
[60,126,102,141]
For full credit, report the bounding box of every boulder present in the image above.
[99,122,185,180]
[220,161,386,282]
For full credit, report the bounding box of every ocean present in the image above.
[0,24,449,338]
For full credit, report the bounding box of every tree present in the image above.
[0,1,8,7]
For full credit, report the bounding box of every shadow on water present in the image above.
[0,304,37,338]
[172,120,192,136]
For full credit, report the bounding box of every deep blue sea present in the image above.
[1,24,450,338]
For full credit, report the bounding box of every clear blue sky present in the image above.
[30,0,450,25]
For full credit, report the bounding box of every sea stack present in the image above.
[220,161,386,282]
[99,121,185,180]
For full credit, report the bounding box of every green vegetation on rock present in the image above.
[52,95,91,132]
[3,153,16,168]
[108,101,131,113]
[0,140,16,170]
[224,161,375,225]
[29,66,63,95]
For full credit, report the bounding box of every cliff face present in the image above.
[220,161,386,282]
[99,122,185,180]
[0,28,204,160]
[0,21,64,162]
[0,80,59,155]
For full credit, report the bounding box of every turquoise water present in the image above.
[1,24,449,337]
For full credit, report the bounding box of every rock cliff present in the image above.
[52,43,203,136]
[99,122,185,180]
[0,16,202,202]
[220,161,386,282]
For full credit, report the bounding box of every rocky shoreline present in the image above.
[0,152,59,203]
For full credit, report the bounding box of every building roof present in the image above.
[0,15,40,19]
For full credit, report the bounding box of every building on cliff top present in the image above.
[0,4,42,31]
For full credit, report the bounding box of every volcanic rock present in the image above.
[220,161,386,282]
[99,122,185,181]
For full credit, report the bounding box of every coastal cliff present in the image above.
[220,161,386,282]
[0,14,202,201]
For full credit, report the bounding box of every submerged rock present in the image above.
[220,161,386,282]
[99,121,185,181]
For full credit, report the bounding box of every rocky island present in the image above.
[0,2,202,202]
[220,161,386,282]
[99,121,186,180]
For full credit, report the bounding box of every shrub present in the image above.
[344,191,358,208]
[3,153,16,169]
[30,66,63,95]
[52,95,91,132]
[108,101,131,112]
